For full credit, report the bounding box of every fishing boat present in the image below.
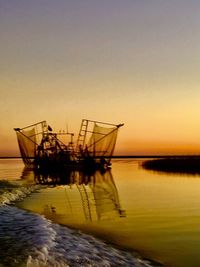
[14,119,124,171]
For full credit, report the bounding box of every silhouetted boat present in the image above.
[14,119,123,171]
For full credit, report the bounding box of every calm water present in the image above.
[2,159,200,266]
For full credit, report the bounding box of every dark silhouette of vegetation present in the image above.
[142,157,200,175]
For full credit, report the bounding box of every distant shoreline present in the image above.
[142,157,200,175]
[1,155,200,159]
[2,156,200,176]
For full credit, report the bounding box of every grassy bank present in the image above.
[142,157,200,175]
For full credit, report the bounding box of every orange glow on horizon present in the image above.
[2,136,200,157]
[115,140,200,156]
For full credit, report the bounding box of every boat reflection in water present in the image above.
[20,168,126,225]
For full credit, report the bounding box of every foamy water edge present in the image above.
[0,183,157,267]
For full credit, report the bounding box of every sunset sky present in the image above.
[1,0,200,156]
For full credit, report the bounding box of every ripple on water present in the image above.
[0,205,154,267]
[0,181,41,205]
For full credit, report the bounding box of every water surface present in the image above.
[0,159,152,267]
[2,158,200,266]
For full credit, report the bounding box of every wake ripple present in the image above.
[0,205,154,267]
[0,183,41,205]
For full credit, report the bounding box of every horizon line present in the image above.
[1,155,200,159]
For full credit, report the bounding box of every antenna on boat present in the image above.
[66,122,74,145]
[66,123,69,134]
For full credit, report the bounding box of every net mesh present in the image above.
[17,128,36,166]
[92,171,121,220]
[86,123,118,159]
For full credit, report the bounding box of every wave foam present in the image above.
[0,205,155,267]
[0,184,41,205]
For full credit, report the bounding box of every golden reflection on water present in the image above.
[17,160,200,267]
[18,168,126,226]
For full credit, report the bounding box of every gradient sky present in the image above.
[1,0,200,156]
